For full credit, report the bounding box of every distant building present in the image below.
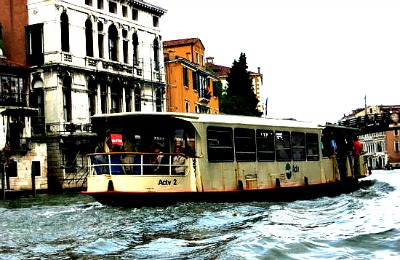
[0,54,47,192]
[163,38,219,113]
[206,57,264,113]
[340,105,400,169]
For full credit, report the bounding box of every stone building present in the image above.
[0,54,48,193]
[340,105,400,169]
[163,38,219,113]
[0,0,167,191]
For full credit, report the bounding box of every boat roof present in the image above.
[91,112,325,129]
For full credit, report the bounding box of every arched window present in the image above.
[134,85,141,112]
[153,38,159,71]
[60,12,70,52]
[108,24,118,61]
[85,19,94,57]
[98,21,104,58]
[62,76,72,122]
[132,32,139,65]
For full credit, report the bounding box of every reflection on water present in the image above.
[0,170,399,259]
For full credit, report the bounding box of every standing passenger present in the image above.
[352,137,363,175]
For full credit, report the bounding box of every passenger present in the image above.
[352,136,363,175]
[150,144,163,174]
[107,145,125,174]
[330,134,338,157]
[352,137,363,157]
[93,141,105,174]
[123,137,134,173]
[172,146,186,175]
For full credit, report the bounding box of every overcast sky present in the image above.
[152,0,400,124]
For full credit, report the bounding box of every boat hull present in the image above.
[82,179,370,207]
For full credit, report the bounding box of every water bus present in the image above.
[82,112,370,207]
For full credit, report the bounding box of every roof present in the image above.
[0,58,31,75]
[163,38,204,49]
[206,63,230,77]
[91,112,324,130]
[206,62,261,78]
[0,58,30,69]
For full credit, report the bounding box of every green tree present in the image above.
[220,53,261,117]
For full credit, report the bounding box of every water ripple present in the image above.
[0,170,399,259]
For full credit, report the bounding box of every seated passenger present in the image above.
[105,145,125,174]
[172,146,186,175]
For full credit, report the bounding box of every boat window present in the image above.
[275,131,291,161]
[256,130,275,161]
[207,126,234,162]
[291,132,306,161]
[234,128,256,162]
[306,133,320,161]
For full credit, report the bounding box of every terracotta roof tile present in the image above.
[0,58,30,69]
[206,63,230,77]
[163,38,202,48]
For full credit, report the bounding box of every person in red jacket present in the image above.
[353,137,363,156]
[352,137,363,175]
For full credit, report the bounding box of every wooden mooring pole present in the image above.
[1,164,5,200]
[31,162,36,197]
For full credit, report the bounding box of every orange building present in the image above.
[163,38,219,113]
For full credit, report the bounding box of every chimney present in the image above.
[206,57,214,64]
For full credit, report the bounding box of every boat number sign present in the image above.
[158,179,178,185]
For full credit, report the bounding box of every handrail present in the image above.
[87,152,188,176]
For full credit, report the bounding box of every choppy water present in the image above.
[0,170,399,259]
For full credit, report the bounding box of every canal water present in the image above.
[0,170,399,259]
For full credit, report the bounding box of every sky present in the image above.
[151,0,400,124]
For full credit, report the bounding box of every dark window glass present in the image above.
[132,9,138,20]
[132,33,138,65]
[109,1,117,14]
[32,161,41,177]
[108,25,118,61]
[292,132,306,161]
[134,85,141,112]
[97,0,104,9]
[6,160,17,177]
[26,23,44,65]
[88,79,96,116]
[306,133,320,161]
[234,128,256,162]
[85,19,93,57]
[153,38,159,70]
[257,129,275,161]
[155,88,162,112]
[62,76,72,122]
[122,6,128,17]
[183,67,189,87]
[60,13,69,52]
[207,126,234,162]
[153,16,159,27]
[276,131,291,161]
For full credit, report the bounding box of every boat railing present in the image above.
[87,152,188,176]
